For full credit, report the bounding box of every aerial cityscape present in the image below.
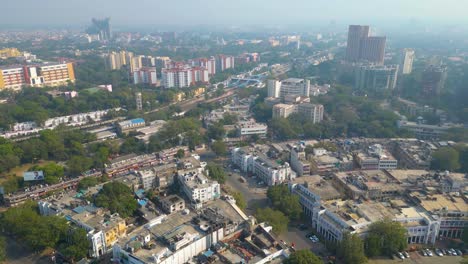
[0,1,467,264]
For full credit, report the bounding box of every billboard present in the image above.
[23,171,44,181]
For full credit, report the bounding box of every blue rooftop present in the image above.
[131,118,145,124]
[73,206,86,214]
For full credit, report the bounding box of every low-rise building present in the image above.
[178,172,221,207]
[117,118,146,134]
[231,146,295,186]
[290,146,311,177]
[160,195,185,214]
[235,119,267,138]
[390,139,435,170]
[354,144,397,170]
[397,120,463,139]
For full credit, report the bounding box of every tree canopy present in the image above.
[364,219,407,257]
[94,181,138,218]
[206,163,226,184]
[431,147,461,172]
[255,207,289,234]
[267,185,302,220]
[284,249,323,264]
[337,233,367,264]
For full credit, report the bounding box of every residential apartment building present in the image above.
[231,147,294,186]
[189,57,216,75]
[161,66,209,88]
[272,103,296,118]
[267,79,281,98]
[345,25,386,65]
[290,146,311,176]
[216,55,235,72]
[133,67,157,86]
[178,172,221,207]
[297,103,324,124]
[0,62,75,90]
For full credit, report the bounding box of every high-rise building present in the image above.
[267,80,281,98]
[87,18,112,41]
[161,66,209,88]
[216,55,235,72]
[355,65,399,91]
[346,25,370,62]
[133,67,157,86]
[0,62,75,90]
[400,49,415,75]
[189,57,216,76]
[135,92,142,111]
[360,36,386,65]
[345,25,386,65]
[297,103,324,124]
[279,78,310,98]
[421,65,447,97]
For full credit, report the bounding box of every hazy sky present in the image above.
[2,0,467,28]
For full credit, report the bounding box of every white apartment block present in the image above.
[290,147,311,176]
[272,104,296,118]
[272,103,324,123]
[279,78,310,98]
[267,80,281,98]
[178,172,221,207]
[231,147,294,186]
[162,66,209,88]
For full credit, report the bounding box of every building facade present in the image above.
[355,64,399,91]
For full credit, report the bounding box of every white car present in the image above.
[426,249,433,257]
[397,252,405,259]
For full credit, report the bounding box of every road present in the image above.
[368,252,463,264]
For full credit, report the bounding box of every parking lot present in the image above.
[368,252,464,264]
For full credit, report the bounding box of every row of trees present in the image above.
[431,145,468,173]
[1,201,88,262]
[335,219,408,264]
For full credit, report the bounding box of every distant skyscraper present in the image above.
[400,49,415,75]
[136,92,143,111]
[421,66,447,97]
[87,18,112,41]
[346,25,370,62]
[345,25,386,65]
[267,80,281,98]
[360,36,386,65]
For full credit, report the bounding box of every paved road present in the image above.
[368,252,463,264]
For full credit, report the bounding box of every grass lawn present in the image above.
[0,160,54,184]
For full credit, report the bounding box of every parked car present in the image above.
[426,249,433,257]
[397,252,405,259]
[455,249,463,256]
[441,249,448,255]
[403,251,410,258]
[435,248,443,256]
[420,250,428,256]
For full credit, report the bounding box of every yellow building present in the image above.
[103,218,127,246]
[174,92,186,102]
[193,87,206,97]
[0,48,21,59]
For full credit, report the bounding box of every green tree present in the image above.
[364,219,407,257]
[211,140,227,156]
[255,208,289,234]
[60,228,89,262]
[284,249,323,264]
[94,181,138,218]
[175,149,185,159]
[31,162,64,184]
[267,185,302,220]
[207,122,225,140]
[231,192,246,210]
[431,147,461,171]
[67,155,93,176]
[78,177,99,190]
[0,236,5,263]
[337,233,367,264]
[206,163,226,184]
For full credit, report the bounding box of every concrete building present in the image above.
[391,139,434,170]
[272,103,296,118]
[290,146,311,177]
[235,120,268,138]
[400,49,415,75]
[189,57,216,75]
[160,195,185,214]
[355,64,399,91]
[161,66,209,88]
[354,144,398,170]
[216,55,235,72]
[345,25,386,65]
[0,65,26,90]
[0,48,22,59]
[279,78,310,98]
[178,172,221,207]
[346,25,370,62]
[267,79,281,98]
[133,67,157,86]
[297,103,324,124]
[421,65,447,97]
[397,120,463,139]
[231,146,294,186]
[117,118,146,133]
